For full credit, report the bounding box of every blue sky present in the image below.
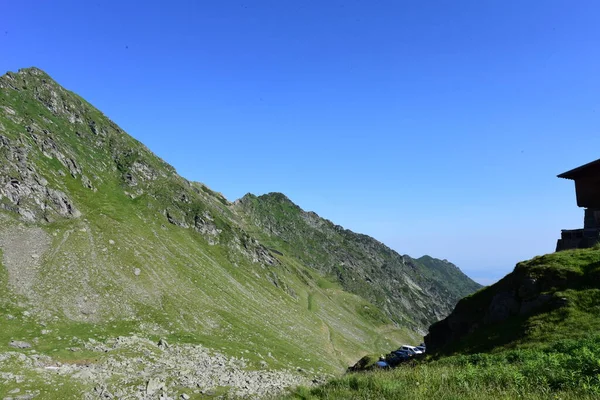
[2,1,600,285]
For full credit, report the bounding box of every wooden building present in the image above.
[557,158,600,251]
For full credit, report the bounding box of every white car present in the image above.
[416,345,426,353]
[399,345,423,355]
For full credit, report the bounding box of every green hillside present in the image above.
[0,67,479,398]
[235,193,480,332]
[415,255,482,303]
[290,248,600,399]
[426,247,600,355]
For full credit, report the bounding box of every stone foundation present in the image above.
[556,208,600,251]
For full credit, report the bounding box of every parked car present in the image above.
[385,355,404,367]
[392,349,413,359]
[400,345,423,355]
[416,345,426,353]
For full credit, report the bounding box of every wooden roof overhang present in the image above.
[558,158,600,180]
[558,158,600,208]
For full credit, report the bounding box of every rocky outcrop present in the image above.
[424,256,588,353]
[0,144,81,222]
[1,335,321,399]
[9,341,32,349]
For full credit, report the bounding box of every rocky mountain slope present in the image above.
[0,67,479,398]
[235,193,480,332]
[425,247,600,355]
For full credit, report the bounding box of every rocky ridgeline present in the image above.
[235,193,482,334]
[0,67,278,267]
[1,336,324,399]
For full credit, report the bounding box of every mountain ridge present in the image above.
[0,66,480,398]
[234,191,481,333]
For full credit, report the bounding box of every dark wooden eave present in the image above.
[558,158,600,180]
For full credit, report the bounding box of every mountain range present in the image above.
[0,67,480,398]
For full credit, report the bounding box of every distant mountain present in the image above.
[415,255,482,306]
[0,67,479,398]
[235,193,481,333]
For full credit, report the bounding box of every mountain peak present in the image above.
[259,192,294,203]
[17,66,48,75]
[2,66,53,84]
[0,67,482,396]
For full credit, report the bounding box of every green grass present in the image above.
[0,355,89,400]
[0,196,413,372]
[287,335,600,400]
[430,248,600,356]
[356,303,389,325]
[307,292,315,311]
[286,248,600,399]
[316,276,338,290]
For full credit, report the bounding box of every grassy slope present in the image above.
[235,193,481,332]
[0,67,420,399]
[287,248,600,399]
[436,248,600,355]
[414,255,482,302]
[287,338,600,400]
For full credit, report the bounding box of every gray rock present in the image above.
[165,209,189,228]
[9,340,32,349]
[45,188,81,218]
[181,395,190,400]
[133,268,141,276]
[73,369,95,380]
[484,291,519,324]
[12,395,35,400]
[0,334,311,399]
[146,378,164,395]
[81,175,93,189]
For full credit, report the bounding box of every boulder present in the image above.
[146,378,165,395]
[9,340,32,349]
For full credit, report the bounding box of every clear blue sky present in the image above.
[2,1,600,285]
